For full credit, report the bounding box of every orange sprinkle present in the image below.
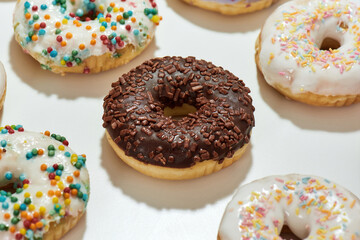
[9,226,16,233]
[61,41,67,47]
[55,190,62,197]
[79,44,85,50]
[76,23,82,27]
[38,149,44,155]
[31,35,38,41]
[110,2,115,7]
[66,32,73,39]
[55,22,61,28]
[73,170,80,177]
[82,154,86,158]
[106,17,111,23]
[92,33,97,38]
[67,176,74,183]
[117,15,123,21]
[44,14,50,20]
[64,193,70,199]
[40,164,47,171]
[73,20,79,25]
[44,130,50,136]
[25,13,31,20]
[111,26,117,30]
[86,25,92,30]
[34,23,40,30]
[26,214,32,221]
[71,189,78,196]
[36,222,43,228]
[21,211,28,218]
[90,39,96,45]
[33,212,40,218]
[50,180,57,186]
[4,213,10,219]
[131,17,136,23]
[119,7,124,12]
[30,223,36,231]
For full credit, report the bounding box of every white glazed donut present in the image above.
[256,0,360,106]
[13,0,161,74]
[0,62,6,110]
[218,174,360,240]
[0,125,89,240]
[182,0,279,15]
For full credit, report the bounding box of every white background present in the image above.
[1,0,360,239]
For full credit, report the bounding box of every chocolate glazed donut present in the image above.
[103,56,255,179]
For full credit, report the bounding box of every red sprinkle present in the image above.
[32,6,38,11]
[56,36,63,42]
[125,25,131,31]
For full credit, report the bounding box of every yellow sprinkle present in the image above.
[113,7,119,12]
[55,176,61,181]
[24,192,30,198]
[65,199,71,205]
[330,226,341,231]
[100,26,106,32]
[39,206,46,215]
[61,60,66,65]
[20,228,26,235]
[36,191,43,198]
[23,184,29,189]
[28,204,35,211]
[13,204,20,210]
[296,207,299,216]
[99,4,104,11]
[307,208,312,214]
[311,65,316,72]
[62,19,68,25]
[238,201,243,205]
[52,197,58,204]
[350,200,356,208]
[58,145,65,151]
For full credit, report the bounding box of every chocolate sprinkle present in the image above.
[103,56,255,168]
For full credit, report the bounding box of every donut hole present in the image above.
[164,103,197,119]
[320,37,341,51]
[279,225,302,240]
[0,181,22,194]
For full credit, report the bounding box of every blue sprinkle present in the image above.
[47,166,54,173]
[111,22,117,27]
[40,4,47,10]
[302,177,311,184]
[75,183,81,190]
[15,125,23,130]
[147,14,153,19]
[2,202,9,210]
[52,0,56,5]
[63,55,70,61]
[324,179,331,184]
[283,185,288,191]
[50,50,58,58]
[0,140,7,147]
[60,7,66,14]
[26,152,33,160]
[20,203,27,211]
[1,129,8,134]
[128,11,133,17]
[64,15,70,20]
[19,174,26,181]
[64,152,71,157]
[82,194,88,201]
[5,172,12,180]
[76,9,84,17]
[38,29,46,35]
[24,1,30,8]
[0,196,5,202]
[28,20,34,26]
[133,29,139,36]
[101,22,107,28]
[55,170,62,176]
[26,229,34,239]
[111,38,116,45]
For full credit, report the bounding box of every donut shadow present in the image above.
[256,69,360,132]
[100,133,253,210]
[9,36,158,99]
[62,212,87,240]
[164,0,288,33]
[0,106,4,125]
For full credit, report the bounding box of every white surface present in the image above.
[0,0,359,239]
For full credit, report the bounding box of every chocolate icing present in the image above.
[103,56,255,168]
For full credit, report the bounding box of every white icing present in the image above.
[218,174,360,240]
[0,61,6,99]
[13,0,159,68]
[0,129,89,239]
[259,0,360,96]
